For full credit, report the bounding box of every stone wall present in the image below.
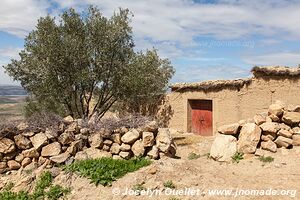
[0,116,176,174]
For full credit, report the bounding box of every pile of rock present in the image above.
[0,116,176,174]
[210,101,300,161]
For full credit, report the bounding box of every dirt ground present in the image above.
[2,133,300,200]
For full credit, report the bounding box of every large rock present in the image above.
[50,152,70,164]
[88,133,103,148]
[58,132,74,145]
[261,140,277,153]
[110,143,121,154]
[210,134,237,162]
[253,114,266,125]
[278,129,293,138]
[131,140,145,156]
[142,132,155,147]
[110,133,121,144]
[41,142,61,157]
[156,128,172,153]
[84,148,112,159]
[268,104,284,117]
[282,112,300,125]
[22,148,39,158]
[260,122,280,133]
[7,160,21,170]
[30,133,48,150]
[14,135,32,150]
[292,135,300,146]
[147,146,159,159]
[119,151,131,159]
[120,143,131,151]
[121,129,140,144]
[0,138,15,154]
[237,123,261,154]
[217,123,240,135]
[274,136,293,148]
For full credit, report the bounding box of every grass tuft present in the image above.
[163,180,176,189]
[259,156,274,163]
[64,157,151,186]
[231,152,244,163]
[188,152,200,160]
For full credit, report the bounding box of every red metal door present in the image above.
[190,100,212,136]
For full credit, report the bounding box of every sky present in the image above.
[1,0,300,85]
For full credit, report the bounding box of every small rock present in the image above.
[22,131,35,137]
[22,148,39,158]
[278,129,293,138]
[41,142,61,157]
[21,158,31,167]
[261,140,277,153]
[63,115,74,125]
[274,136,293,148]
[282,112,300,125]
[112,155,122,160]
[147,166,157,175]
[131,140,145,156]
[88,133,103,148]
[58,132,74,145]
[156,128,172,153]
[147,146,159,159]
[210,134,237,162]
[0,138,15,154]
[269,114,280,122]
[292,135,300,146]
[66,140,84,155]
[121,129,140,144]
[110,143,121,154]
[66,122,79,133]
[103,139,113,146]
[260,122,280,133]
[15,154,24,163]
[30,133,48,150]
[0,162,7,174]
[120,143,131,151]
[268,104,284,117]
[7,160,21,170]
[14,135,32,150]
[292,127,300,135]
[261,132,276,141]
[142,132,155,147]
[80,128,89,135]
[50,153,70,164]
[253,114,266,125]
[38,157,48,166]
[102,145,110,151]
[44,128,58,139]
[74,151,89,161]
[119,151,131,159]
[217,123,240,135]
[110,133,122,144]
[17,122,29,131]
[84,148,112,159]
[255,148,265,157]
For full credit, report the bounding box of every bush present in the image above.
[163,180,176,189]
[232,152,244,163]
[64,157,151,186]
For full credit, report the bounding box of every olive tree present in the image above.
[4,7,174,119]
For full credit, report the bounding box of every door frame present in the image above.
[187,99,213,135]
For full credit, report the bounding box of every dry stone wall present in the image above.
[211,100,300,161]
[0,116,176,174]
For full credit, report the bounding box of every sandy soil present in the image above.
[54,134,300,200]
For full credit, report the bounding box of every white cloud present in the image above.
[243,52,300,66]
[0,47,22,59]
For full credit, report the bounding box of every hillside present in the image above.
[0,85,26,96]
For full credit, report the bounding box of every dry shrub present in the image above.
[26,112,63,132]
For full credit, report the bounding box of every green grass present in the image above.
[64,157,152,186]
[259,156,274,163]
[231,152,244,163]
[188,152,201,160]
[163,180,176,189]
[169,198,182,200]
[0,171,69,200]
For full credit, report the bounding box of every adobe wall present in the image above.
[166,76,300,134]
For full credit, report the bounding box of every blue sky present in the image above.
[1,0,300,85]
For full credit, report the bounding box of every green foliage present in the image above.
[259,156,274,163]
[169,198,182,200]
[64,157,151,186]
[188,152,201,160]
[4,6,174,119]
[232,152,244,163]
[0,171,69,200]
[163,180,176,189]
[132,183,146,195]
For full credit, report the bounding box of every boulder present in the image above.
[50,153,70,164]
[253,114,266,125]
[84,148,112,159]
[121,129,140,144]
[268,104,284,117]
[21,158,31,167]
[142,132,155,147]
[120,143,131,151]
[41,142,62,157]
[58,132,74,145]
[119,151,131,159]
[22,148,39,158]
[210,134,237,162]
[156,128,172,153]
[0,138,15,154]
[7,160,21,170]
[278,129,292,138]
[237,123,261,154]
[217,123,240,135]
[260,122,280,133]
[261,140,277,153]
[30,133,48,150]
[14,135,32,150]
[74,151,88,161]
[88,133,103,148]
[110,133,122,144]
[274,136,293,148]
[131,140,145,157]
[110,143,121,154]
[282,112,300,125]
[147,146,159,159]
[292,135,300,146]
